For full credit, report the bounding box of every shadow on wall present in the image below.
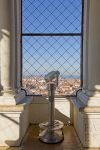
[55,98,71,125]
[29,96,71,125]
[55,107,70,125]
[0,105,29,147]
[0,113,20,147]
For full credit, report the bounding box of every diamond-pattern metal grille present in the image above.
[22,36,81,95]
[22,0,82,33]
[21,0,83,96]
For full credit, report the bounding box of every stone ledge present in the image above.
[72,97,100,148]
[70,97,100,113]
[31,96,69,104]
[0,96,31,146]
[77,90,100,107]
[0,96,32,112]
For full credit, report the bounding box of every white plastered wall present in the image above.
[29,96,71,125]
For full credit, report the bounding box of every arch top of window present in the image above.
[22,0,83,34]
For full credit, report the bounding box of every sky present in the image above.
[22,0,82,78]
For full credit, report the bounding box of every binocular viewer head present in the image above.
[44,71,60,83]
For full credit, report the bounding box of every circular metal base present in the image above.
[39,120,64,130]
[39,130,64,144]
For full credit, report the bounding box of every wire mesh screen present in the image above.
[22,0,83,96]
[22,0,82,33]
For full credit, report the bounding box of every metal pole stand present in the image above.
[39,71,64,144]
